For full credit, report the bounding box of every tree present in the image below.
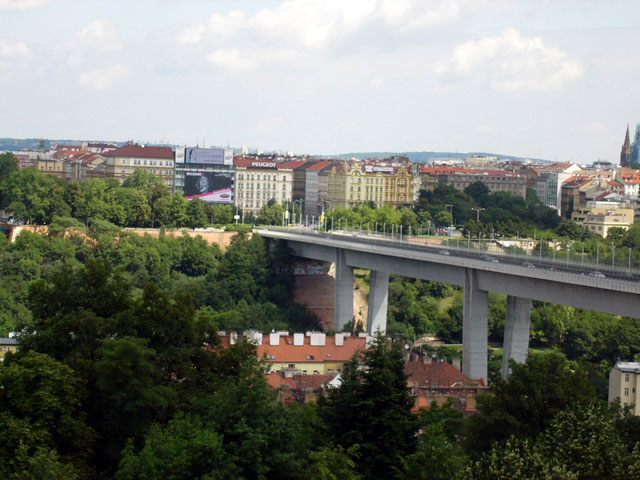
[117,346,315,480]
[1,167,68,224]
[256,201,285,225]
[465,402,634,480]
[0,351,95,476]
[395,424,466,480]
[318,333,419,480]
[185,197,208,228]
[464,351,596,458]
[434,210,453,228]
[94,337,175,465]
[309,445,362,480]
[464,181,490,205]
[0,151,18,177]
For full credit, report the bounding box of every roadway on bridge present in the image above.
[257,227,640,286]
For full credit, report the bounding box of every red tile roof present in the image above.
[219,334,365,364]
[305,161,332,171]
[421,166,521,177]
[104,145,174,160]
[265,372,337,391]
[405,360,485,387]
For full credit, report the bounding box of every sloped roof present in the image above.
[616,362,640,373]
[219,334,365,364]
[265,372,338,391]
[405,360,485,387]
[421,166,521,177]
[104,145,174,159]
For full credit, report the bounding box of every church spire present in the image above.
[624,124,631,147]
[621,124,632,167]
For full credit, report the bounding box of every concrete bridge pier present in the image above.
[367,271,389,335]
[462,268,489,384]
[502,296,532,380]
[334,249,354,331]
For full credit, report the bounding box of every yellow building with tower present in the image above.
[327,159,420,208]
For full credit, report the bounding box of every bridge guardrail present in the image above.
[256,226,640,287]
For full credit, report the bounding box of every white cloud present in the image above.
[0,0,60,10]
[0,39,29,74]
[73,20,122,53]
[67,20,122,66]
[436,28,584,91]
[581,121,608,134]
[256,115,285,134]
[0,39,29,57]
[78,65,129,90]
[179,0,460,70]
[339,119,359,131]
[206,49,257,71]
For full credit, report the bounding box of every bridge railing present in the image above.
[258,225,640,278]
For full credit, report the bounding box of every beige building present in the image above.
[420,166,527,198]
[34,156,65,178]
[571,202,634,237]
[234,158,303,214]
[103,144,175,186]
[327,160,419,209]
[609,362,640,414]
[218,332,366,375]
[0,337,18,361]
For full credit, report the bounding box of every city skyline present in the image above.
[1,0,639,163]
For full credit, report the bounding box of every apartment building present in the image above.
[0,337,18,361]
[421,166,527,198]
[292,161,334,218]
[327,160,419,209]
[234,158,304,214]
[609,362,640,415]
[219,331,366,375]
[103,144,175,186]
[571,201,635,237]
[534,163,583,211]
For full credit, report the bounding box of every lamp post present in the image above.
[293,199,304,225]
[472,207,485,222]
[612,245,616,268]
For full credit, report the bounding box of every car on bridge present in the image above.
[481,255,499,263]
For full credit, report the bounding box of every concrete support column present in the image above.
[367,271,389,335]
[334,249,354,331]
[462,268,489,384]
[502,296,532,380]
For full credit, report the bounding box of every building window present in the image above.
[625,388,630,396]
[626,373,630,382]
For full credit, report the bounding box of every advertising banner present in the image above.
[175,147,185,163]
[185,148,233,166]
[184,172,233,203]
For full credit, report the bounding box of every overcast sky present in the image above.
[1,0,638,162]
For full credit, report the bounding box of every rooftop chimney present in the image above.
[293,333,304,346]
[269,333,280,346]
[310,333,326,346]
[452,357,461,370]
[335,333,344,346]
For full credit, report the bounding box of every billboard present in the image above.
[364,165,394,173]
[175,148,185,163]
[185,147,233,166]
[184,171,233,203]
